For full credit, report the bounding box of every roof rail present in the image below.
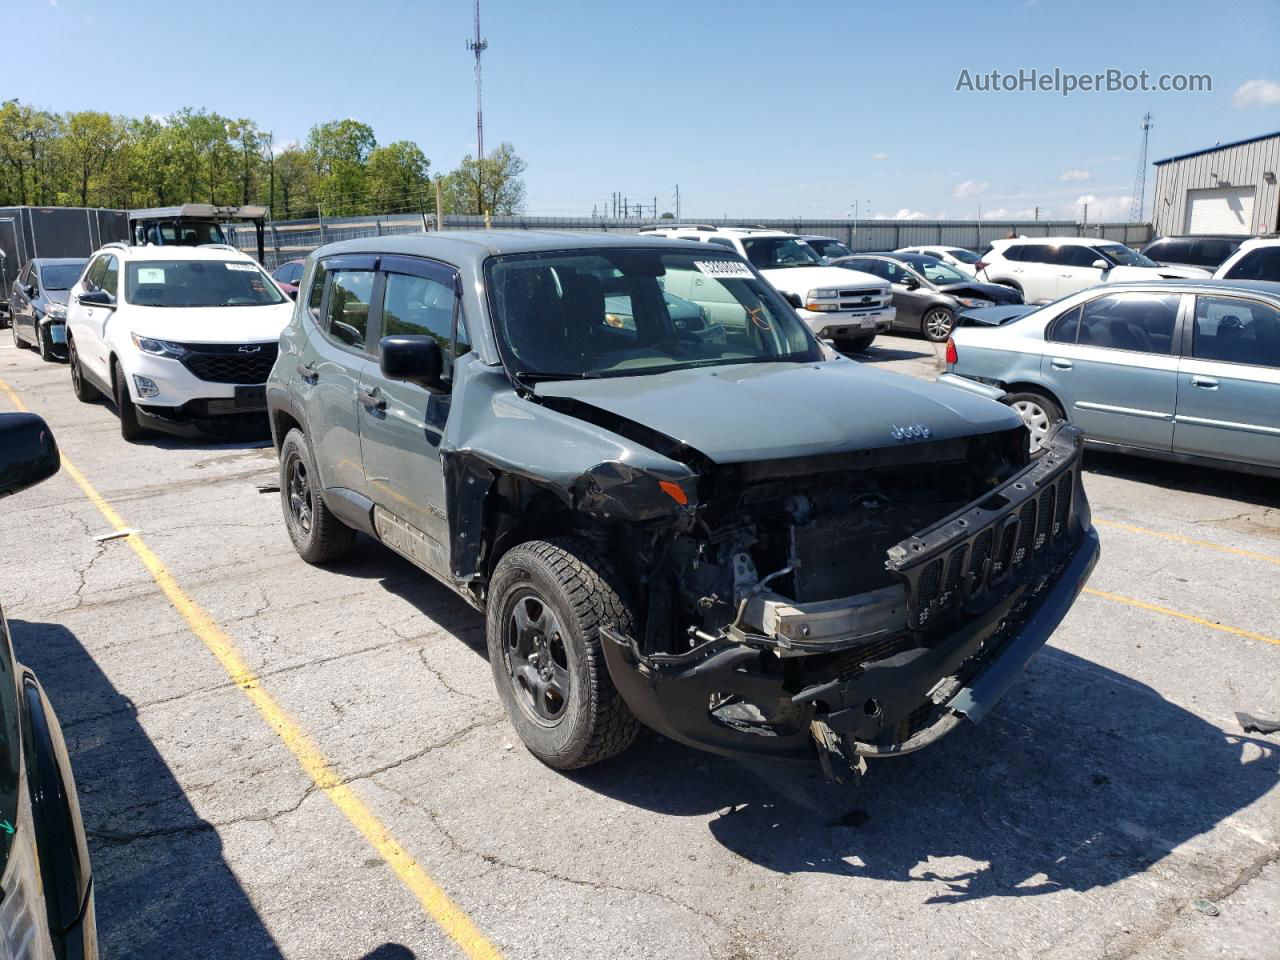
[637,223,717,232]
[99,241,129,252]
[198,243,242,252]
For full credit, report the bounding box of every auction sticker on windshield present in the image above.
[695,260,755,279]
[225,263,258,272]
[137,268,165,284]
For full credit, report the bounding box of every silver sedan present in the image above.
[940,279,1280,477]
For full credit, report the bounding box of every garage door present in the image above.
[1184,187,1255,234]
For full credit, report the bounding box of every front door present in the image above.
[358,255,465,579]
[294,256,378,497]
[1053,245,1106,298]
[1041,290,1184,450]
[1174,294,1280,469]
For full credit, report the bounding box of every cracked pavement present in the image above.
[1,333,1277,959]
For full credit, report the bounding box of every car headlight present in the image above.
[807,288,840,300]
[131,334,187,359]
[955,297,991,309]
[45,302,67,319]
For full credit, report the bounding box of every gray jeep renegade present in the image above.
[266,232,1099,779]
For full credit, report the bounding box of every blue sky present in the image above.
[14,0,1280,220]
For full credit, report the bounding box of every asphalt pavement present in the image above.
[1,331,1276,960]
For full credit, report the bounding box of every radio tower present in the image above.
[1129,112,1153,222]
[466,0,488,214]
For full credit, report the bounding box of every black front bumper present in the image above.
[602,424,1098,762]
[136,393,271,439]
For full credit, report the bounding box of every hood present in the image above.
[936,281,1023,304]
[759,265,882,294]
[129,302,294,343]
[44,289,71,306]
[532,360,1022,464]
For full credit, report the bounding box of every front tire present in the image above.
[279,427,356,563]
[36,325,56,362]
[834,334,876,353]
[922,307,956,342]
[68,336,100,403]
[487,538,640,770]
[1006,390,1065,455]
[112,358,147,442]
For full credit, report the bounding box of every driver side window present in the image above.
[322,270,376,353]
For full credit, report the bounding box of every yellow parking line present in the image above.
[1093,517,1280,567]
[0,377,503,960]
[1083,588,1279,646]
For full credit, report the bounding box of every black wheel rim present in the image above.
[286,453,314,535]
[503,592,570,725]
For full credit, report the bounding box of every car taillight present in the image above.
[945,338,958,365]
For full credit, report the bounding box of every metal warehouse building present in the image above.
[1151,131,1280,237]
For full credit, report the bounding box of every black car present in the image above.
[1140,235,1246,272]
[9,258,87,362]
[0,414,98,959]
[833,252,1024,341]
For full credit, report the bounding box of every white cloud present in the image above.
[871,151,889,161]
[1058,169,1091,182]
[874,208,929,221]
[272,138,299,155]
[981,207,1039,221]
[1233,79,1280,109]
[953,179,989,199]
[1074,194,1133,220]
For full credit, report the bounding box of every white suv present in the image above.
[976,236,1210,303]
[638,225,894,351]
[64,243,294,441]
[1213,237,1280,281]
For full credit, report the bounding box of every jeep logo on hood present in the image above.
[890,423,931,441]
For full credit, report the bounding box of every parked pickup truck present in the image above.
[267,232,1099,780]
[639,225,895,353]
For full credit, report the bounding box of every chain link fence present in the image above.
[233,214,1154,271]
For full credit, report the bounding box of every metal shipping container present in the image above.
[0,206,128,318]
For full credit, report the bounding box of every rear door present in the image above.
[1041,290,1183,449]
[293,256,377,497]
[1173,294,1280,469]
[357,255,464,579]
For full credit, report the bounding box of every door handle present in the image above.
[296,362,318,383]
[358,385,386,411]
[1050,358,1073,370]
[1190,375,1219,390]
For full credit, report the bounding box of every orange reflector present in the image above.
[658,481,688,505]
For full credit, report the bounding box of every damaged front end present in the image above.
[600,422,1099,778]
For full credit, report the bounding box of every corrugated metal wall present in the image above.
[235,214,1153,271]
[1151,134,1280,236]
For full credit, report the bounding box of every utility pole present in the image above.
[675,184,680,220]
[466,0,488,215]
[435,178,444,230]
[1082,201,1089,228]
[1034,206,1040,221]
[1129,112,1153,223]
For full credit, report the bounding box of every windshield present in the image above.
[1098,244,1158,268]
[946,248,981,264]
[38,263,86,290]
[124,260,286,308]
[740,237,824,269]
[810,239,853,259]
[137,220,228,247]
[486,250,821,379]
[914,259,970,284]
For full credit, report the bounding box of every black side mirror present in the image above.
[25,284,37,298]
[78,289,114,307]
[0,413,60,498]
[380,335,444,390]
[783,292,803,310]
[901,275,920,290]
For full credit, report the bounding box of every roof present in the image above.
[129,203,268,221]
[1153,131,1280,166]
[103,243,259,263]
[1093,278,1280,296]
[315,230,735,268]
[30,256,88,265]
[992,236,1131,247]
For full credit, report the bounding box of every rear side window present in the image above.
[1077,293,1181,354]
[1059,246,1102,268]
[1014,245,1054,264]
[1000,245,1025,262]
[324,270,376,352]
[1192,296,1280,368]
[1143,239,1178,263]
[1047,306,1082,343]
[1222,246,1280,282]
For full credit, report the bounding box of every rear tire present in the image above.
[112,358,147,442]
[10,318,24,348]
[835,334,876,353]
[1005,390,1065,455]
[68,336,100,403]
[280,427,356,564]
[487,538,640,770]
[922,307,956,343]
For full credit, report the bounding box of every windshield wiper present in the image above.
[511,370,598,387]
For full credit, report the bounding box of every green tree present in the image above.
[0,103,61,205]
[272,146,313,219]
[307,119,376,216]
[444,142,526,216]
[59,111,126,205]
[229,119,265,206]
[366,140,431,214]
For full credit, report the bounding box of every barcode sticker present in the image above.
[694,260,755,279]
[224,262,258,272]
